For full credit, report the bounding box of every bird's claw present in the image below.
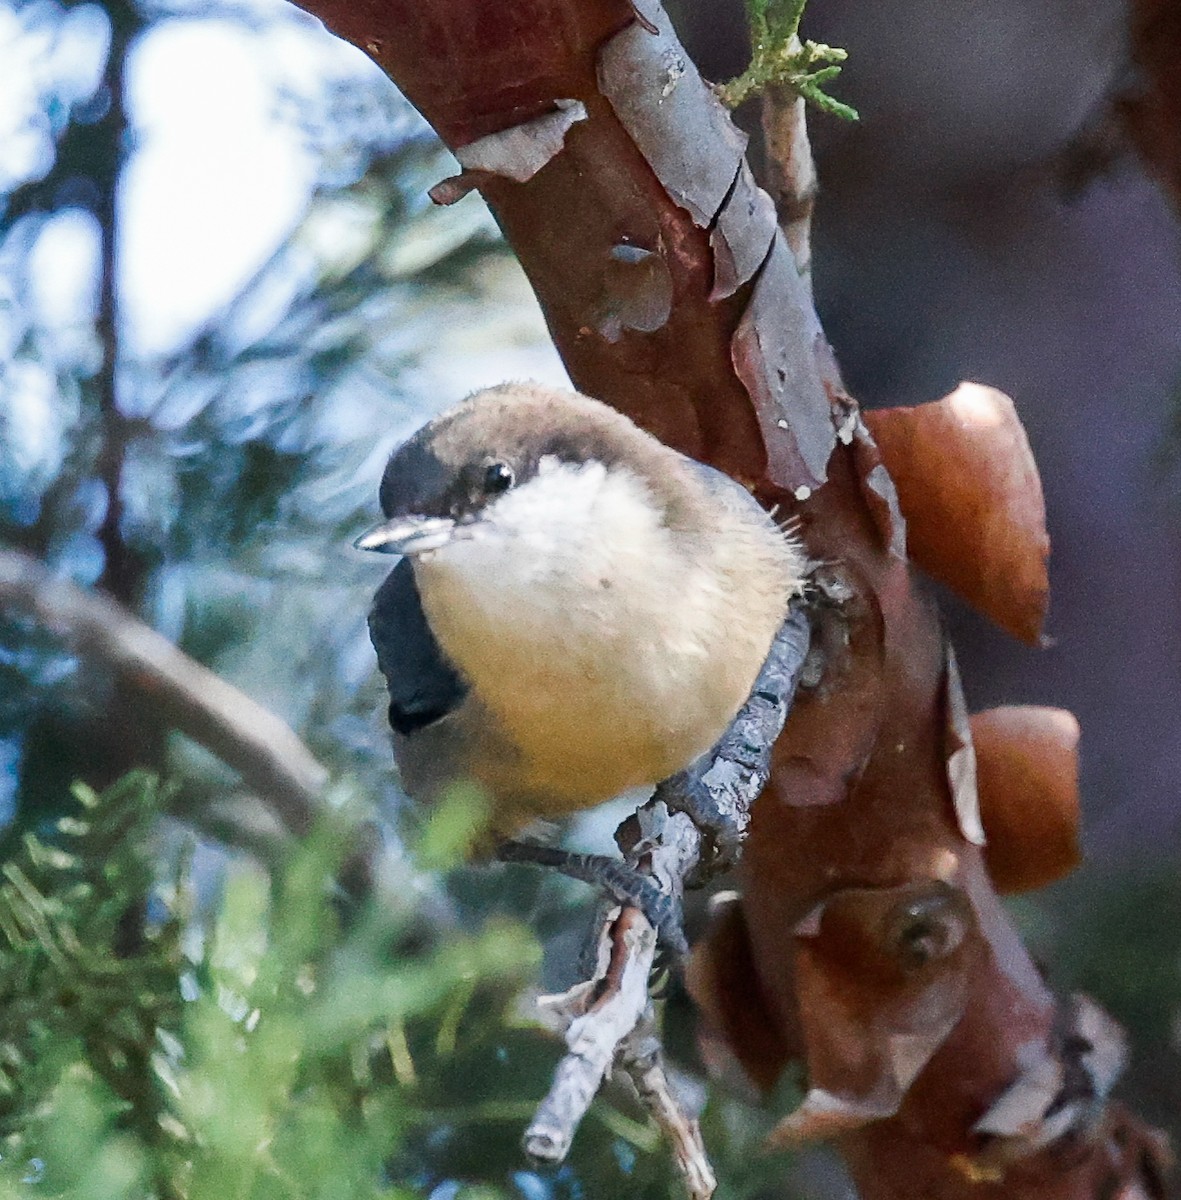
[655,602,812,882]
[496,840,688,957]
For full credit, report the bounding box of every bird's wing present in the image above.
[685,458,777,527]
[368,558,468,735]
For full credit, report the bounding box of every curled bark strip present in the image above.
[846,413,907,561]
[429,169,495,205]
[730,233,836,493]
[597,0,747,227]
[967,995,1128,1177]
[864,383,1051,645]
[708,159,777,301]
[860,466,907,559]
[455,98,587,180]
[431,101,587,203]
[943,647,985,848]
[972,706,1081,894]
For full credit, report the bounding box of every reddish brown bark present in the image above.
[862,385,1049,646]
[972,706,1081,896]
[282,1,1169,1195]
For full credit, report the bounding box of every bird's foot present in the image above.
[655,602,812,881]
[496,839,688,957]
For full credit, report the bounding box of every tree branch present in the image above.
[525,805,712,1197]
[92,1,139,609]
[760,80,817,292]
[0,549,336,857]
[273,0,1168,1195]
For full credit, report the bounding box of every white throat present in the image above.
[415,454,665,629]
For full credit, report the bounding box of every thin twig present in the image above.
[618,1009,716,1200]
[523,806,710,1191]
[761,75,818,291]
[526,906,660,1163]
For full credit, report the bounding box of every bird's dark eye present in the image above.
[482,461,514,494]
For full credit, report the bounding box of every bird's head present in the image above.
[353,383,676,561]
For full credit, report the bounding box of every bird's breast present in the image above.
[411,535,771,809]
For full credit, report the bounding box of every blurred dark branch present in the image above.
[0,549,331,845]
[93,0,143,608]
[1119,0,1181,215]
[85,4,160,871]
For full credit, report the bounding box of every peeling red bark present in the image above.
[863,384,1050,647]
[282,0,1169,1195]
[972,706,1081,895]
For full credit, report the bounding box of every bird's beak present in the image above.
[353,515,456,556]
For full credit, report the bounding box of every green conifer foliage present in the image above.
[0,773,542,1200]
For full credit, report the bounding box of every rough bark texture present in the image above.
[280,1,1170,1195]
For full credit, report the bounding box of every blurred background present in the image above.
[0,0,1177,1196]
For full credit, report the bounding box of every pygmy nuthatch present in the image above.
[357,383,807,835]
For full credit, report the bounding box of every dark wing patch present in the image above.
[368,559,468,736]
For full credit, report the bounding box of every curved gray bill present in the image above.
[353,515,455,555]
